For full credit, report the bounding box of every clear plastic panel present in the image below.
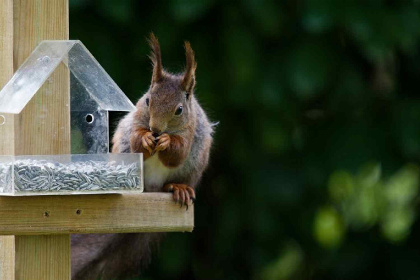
[0,41,75,114]
[0,40,135,114]
[70,71,99,111]
[67,42,135,112]
[0,156,13,194]
[0,154,143,196]
[71,110,109,154]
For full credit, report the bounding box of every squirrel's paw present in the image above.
[163,183,195,210]
[141,131,156,155]
[155,133,171,152]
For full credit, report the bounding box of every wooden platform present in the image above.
[0,193,194,235]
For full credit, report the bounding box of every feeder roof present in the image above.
[0,40,135,114]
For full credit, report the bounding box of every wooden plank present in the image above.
[14,63,71,155]
[15,235,70,280]
[13,0,70,156]
[0,0,13,87]
[13,0,69,68]
[0,0,15,155]
[11,1,71,279]
[0,236,15,280]
[0,1,16,279]
[0,193,194,235]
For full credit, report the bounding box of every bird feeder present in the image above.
[0,41,144,195]
[0,4,192,280]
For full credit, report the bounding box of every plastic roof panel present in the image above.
[0,40,135,114]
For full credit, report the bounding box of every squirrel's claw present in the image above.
[155,133,171,152]
[173,188,180,204]
[184,190,191,211]
[184,190,190,207]
[156,142,169,152]
[186,187,195,201]
[141,137,154,155]
[179,189,185,208]
[141,132,156,156]
[163,183,195,210]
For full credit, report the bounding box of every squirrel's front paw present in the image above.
[155,133,171,152]
[163,183,195,210]
[141,131,156,155]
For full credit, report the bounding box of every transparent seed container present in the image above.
[0,154,143,196]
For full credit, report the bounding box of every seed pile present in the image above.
[0,163,12,193]
[0,159,141,193]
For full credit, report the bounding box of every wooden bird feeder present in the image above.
[0,1,193,279]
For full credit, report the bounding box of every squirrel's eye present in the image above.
[146,98,150,107]
[175,105,183,116]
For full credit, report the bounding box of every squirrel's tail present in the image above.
[71,233,164,280]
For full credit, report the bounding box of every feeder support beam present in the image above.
[0,1,71,279]
[0,2,15,279]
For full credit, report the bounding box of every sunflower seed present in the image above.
[0,159,141,194]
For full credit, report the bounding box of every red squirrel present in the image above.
[71,34,214,280]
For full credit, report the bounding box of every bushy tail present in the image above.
[71,233,164,280]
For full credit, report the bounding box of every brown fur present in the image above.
[72,233,163,280]
[72,33,214,280]
[182,42,197,93]
[158,134,190,167]
[129,127,154,160]
[148,33,163,84]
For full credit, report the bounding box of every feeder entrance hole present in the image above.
[85,114,94,124]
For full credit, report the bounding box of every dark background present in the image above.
[70,1,420,279]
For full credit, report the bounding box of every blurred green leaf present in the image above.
[381,207,415,243]
[314,207,345,249]
[328,170,354,203]
[348,182,380,229]
[259,242,304,280]
[385,164,419,206]
[357,162,381,188]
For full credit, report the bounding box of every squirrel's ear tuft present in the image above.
[182,41,197,93]
[148,33,164,84]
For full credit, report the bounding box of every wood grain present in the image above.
[0,193,194,235]
[0,235,15,280]
[13,0,70,156]
[0,0,13,87]
[15,235,70,280]
[0,0,15,155]
[0,1,16,279]
[9,1,71,279]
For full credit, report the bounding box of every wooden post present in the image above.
[13,0,71,155]
[0,0,71,279]
[0,0,14,155]
[0,1,16,279]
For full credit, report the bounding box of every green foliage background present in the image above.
[70,1,420,279]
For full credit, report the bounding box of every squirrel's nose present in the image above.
[150,127,161,137]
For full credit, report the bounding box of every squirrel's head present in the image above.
[139,33,197,136]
